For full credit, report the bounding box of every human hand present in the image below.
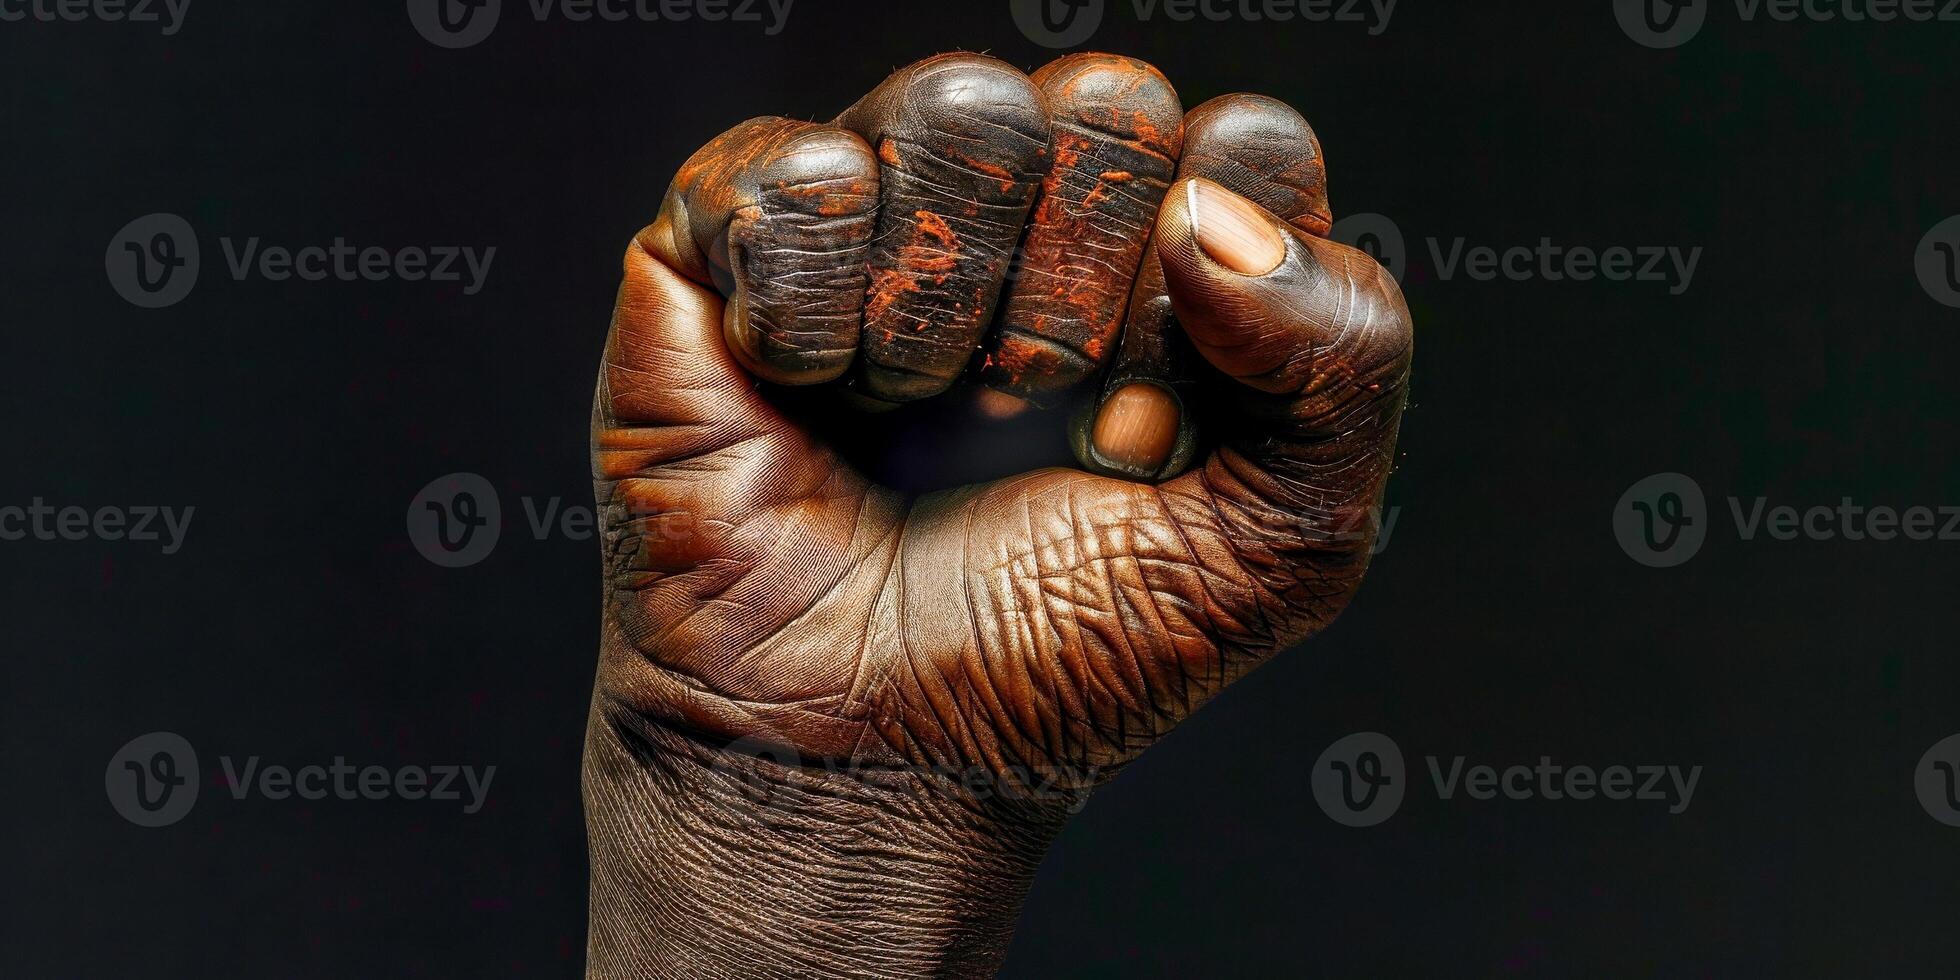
[583,52,1412,979]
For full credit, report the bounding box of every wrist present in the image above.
[583,706,1078,979]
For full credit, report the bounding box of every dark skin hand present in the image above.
[584,52,1413,978]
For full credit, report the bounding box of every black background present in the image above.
[5,1,1959,976]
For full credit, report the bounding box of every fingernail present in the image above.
[975,388,1032,420]
[1092,383,1181,473]
[1189,179,1285,275]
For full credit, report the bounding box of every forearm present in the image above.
[582,707,1071,979]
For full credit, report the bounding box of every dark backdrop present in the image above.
[5,1,1958,976]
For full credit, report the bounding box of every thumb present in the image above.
[1156,177,1412,414]
[1155,176,1412,563]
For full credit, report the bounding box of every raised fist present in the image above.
[583,52,1412,979]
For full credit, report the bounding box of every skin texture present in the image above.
[586,52,1413,979]
[979,53,1184,404]
[835,54,1053,403]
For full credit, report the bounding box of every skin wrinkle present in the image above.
[957,497,1048,777]
[1064,482,1152,725]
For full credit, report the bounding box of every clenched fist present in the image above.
[583,52,1412,979]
